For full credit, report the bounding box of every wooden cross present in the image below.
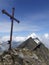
[2,8,20,50]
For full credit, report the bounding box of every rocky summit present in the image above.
[0,37,49,65]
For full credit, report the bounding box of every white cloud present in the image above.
[44,33,49,38]
[1,33,37,42]
[40,33,49,48]
[1,36,10,42]
[0,33,49,49]
[1,36,26,42]
[15,37,26,42]
[27,33,37,38]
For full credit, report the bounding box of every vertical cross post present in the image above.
[9,8,15,50]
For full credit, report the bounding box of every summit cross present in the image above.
[2,8,20,50]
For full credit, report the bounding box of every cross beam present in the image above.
[2,9,19,23]
[2,8,20,50]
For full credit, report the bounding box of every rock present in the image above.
[0,37,49,65]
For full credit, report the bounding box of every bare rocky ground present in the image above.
[0,37,49,65]
[0,47,49,65]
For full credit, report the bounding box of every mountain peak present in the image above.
[18,37,38,50]
[27,37,34,41]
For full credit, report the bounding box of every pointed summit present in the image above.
[18,37,38,50]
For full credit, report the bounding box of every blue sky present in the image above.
[0,0,49,37]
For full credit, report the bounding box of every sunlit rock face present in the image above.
[34,38,40,44]
[18,37,38,50]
